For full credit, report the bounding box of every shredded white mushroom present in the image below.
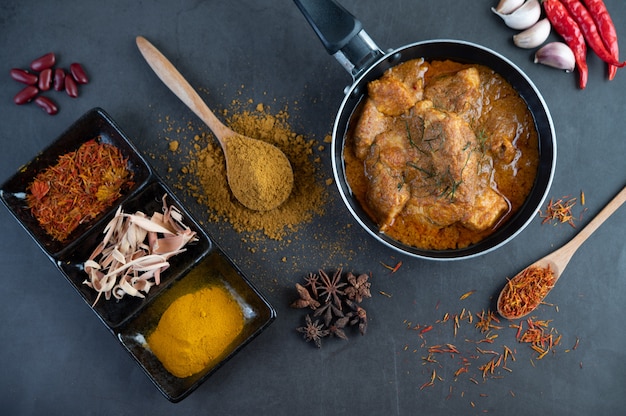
[82,194,198,306]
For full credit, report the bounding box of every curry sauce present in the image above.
[344,59,539,250]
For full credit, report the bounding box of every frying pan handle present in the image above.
[293,0,383,79]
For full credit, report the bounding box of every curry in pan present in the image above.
[344,59,539,250]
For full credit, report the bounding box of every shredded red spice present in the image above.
[460,290,476,300]
[515,318,562,360]
[402,299,578,405]
[540,196,578,227]
[381,260,403,273]
[498,265,557,320]
[26,139,133,241]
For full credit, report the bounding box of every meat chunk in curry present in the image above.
[347,59,539,250]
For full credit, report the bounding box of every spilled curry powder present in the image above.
[176,102,328,240]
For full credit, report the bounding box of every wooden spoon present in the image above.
[497,185,626,320]
[136,36,294,211]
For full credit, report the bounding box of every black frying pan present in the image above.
[294,0,556,260]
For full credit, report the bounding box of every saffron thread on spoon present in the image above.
[498,265,556,320]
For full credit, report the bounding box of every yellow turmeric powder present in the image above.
[147,284,244,378]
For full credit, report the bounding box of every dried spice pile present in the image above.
[401,293,580,408]
[539,191,587,227]
[498,265,557,320]
[147,283,244,378]
[291,269,371,348]
[27,139,132,241]
[178,102,329,240]
[82,194,197,306]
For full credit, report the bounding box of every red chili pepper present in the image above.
[560,0,625,69]
[583,0,621,80]
[543,0,588,89]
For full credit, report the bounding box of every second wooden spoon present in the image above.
[497,185,626,320]
[136,36,294,211]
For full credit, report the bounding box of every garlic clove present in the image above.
[492,0,541,30]
[494,0,525,15]
[513,18,551,49]
[534,42,576,72]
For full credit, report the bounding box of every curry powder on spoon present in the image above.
[179,103,328,240]
[224,134,294,211]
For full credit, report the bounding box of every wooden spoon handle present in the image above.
[135,36,232,144]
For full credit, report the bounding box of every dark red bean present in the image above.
[14,85,39,105]
[53,68,66,91]
[38,68,52,91]
[34,96,58,115]
[30,52,56,72]
[65,75,79,97]
[10,68,38,85]
[69,63,89,84]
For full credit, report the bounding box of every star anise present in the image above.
[319,268,347,309]
[344,272,372,303]
[296,314,329,348]
[303,272,320,298]
[291,268,372,348]
[328,315,350,340]
[346,299,368,335]
[314,299,344,327]
[290,283,320,309]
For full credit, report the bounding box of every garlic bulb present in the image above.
[513,18,551,49]
[492,0,541,30]
[534,42,576,72]
[494,0,525,15]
